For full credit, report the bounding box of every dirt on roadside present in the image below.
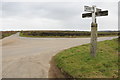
[48,56,65,78]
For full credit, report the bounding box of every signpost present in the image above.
[82,5,108,57]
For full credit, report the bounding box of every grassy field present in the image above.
[54,38,119,78]
[20,31,118,38]
[0,31,18,39]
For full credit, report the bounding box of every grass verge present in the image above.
[1,31,17,39]
[54,38,119,78]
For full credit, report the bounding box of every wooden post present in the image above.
[91,23,97,57]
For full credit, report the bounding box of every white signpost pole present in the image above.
[92,5,96,23]
[91,5,97,57]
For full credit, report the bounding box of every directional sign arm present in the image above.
[96,8,101,12]
[96,10,108,16]
[82,10,108,18]
[82,13,92,18]
[84,6,93,12]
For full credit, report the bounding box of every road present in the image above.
[1,33,117,78]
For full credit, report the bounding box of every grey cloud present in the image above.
[118,1,120,30]
[1,2,118,31]
[2,2,83,20]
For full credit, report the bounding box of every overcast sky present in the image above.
[0,1,119,31]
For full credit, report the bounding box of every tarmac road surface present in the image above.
[1,33,117,78]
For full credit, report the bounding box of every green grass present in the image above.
[54,38,118,78]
